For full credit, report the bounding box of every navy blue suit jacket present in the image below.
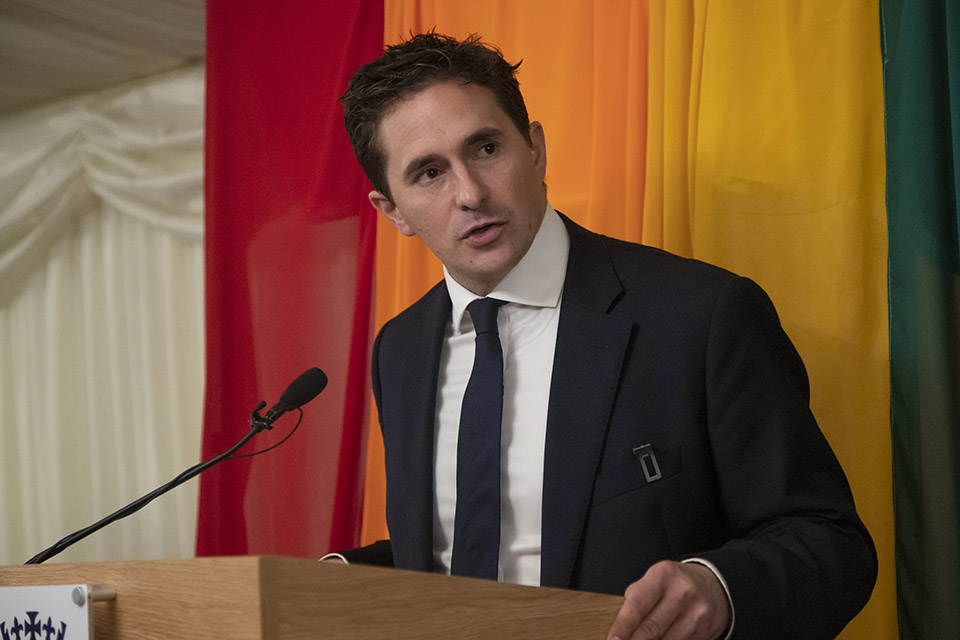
[357,215,876,638]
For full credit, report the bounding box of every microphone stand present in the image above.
[25,403,276,565]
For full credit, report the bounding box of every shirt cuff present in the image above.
[318,552,349,564]
[682,557,735,640]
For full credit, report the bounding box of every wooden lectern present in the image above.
[0,556,622,638]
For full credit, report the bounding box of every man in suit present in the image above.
[335,32,877,639]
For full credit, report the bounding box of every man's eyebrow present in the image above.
[402,154,442,183]
[463,127,504,150]
[400,128,506,183]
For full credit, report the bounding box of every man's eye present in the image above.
[481,142,497,155]
[419,168,440,181]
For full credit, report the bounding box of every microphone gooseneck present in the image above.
[25,367,328,565]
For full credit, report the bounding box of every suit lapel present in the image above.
[387,283,450,571]
[540,217,634,588]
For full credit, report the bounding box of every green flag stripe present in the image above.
[880,1,960,638]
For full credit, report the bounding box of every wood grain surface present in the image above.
[1,556,623,639]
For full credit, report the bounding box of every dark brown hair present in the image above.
[341,32,531,201]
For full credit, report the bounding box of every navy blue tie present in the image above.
[451,297,507,579]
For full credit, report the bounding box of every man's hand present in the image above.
[606,560,730,640]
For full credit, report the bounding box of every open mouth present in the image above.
[463,222,503,245]
[469,224,495,236]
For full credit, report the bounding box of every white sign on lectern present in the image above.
[0,584,93,640]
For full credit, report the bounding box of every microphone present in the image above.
[255,367,328,428]
[25,367,328,565]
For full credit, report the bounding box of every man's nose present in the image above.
[454,166,487,210]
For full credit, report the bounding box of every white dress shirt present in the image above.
[433,204,568,586]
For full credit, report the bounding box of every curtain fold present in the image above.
[197,0,383,558]
[0,0,204,115]
[0,64,205,565]
[687,3,893,636]
[881,1,960,638]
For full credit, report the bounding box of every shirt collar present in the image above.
[445,204,569,334]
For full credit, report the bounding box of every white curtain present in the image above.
[0,63,205,565]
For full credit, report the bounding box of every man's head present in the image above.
[341,32,548,296]
[341,32,532,203]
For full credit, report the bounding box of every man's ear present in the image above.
[369,190,415,236]
[528,121,547,181]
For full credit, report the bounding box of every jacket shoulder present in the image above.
[377,280,450,340]
[562,215,743,305]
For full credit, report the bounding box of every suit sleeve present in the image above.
[696,276,876,639]
[329,327,396,568]
[338,539,395,566]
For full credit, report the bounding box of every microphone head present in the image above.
[278,367,328,409]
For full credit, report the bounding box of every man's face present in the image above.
[369,81,548,296]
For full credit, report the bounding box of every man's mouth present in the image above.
[468,224,495,236]
[462,222,503,246]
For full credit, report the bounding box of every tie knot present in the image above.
[467,298,506,335]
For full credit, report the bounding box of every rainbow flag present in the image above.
[199,2,960,637]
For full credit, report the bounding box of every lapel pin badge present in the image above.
[632,443,662,482]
